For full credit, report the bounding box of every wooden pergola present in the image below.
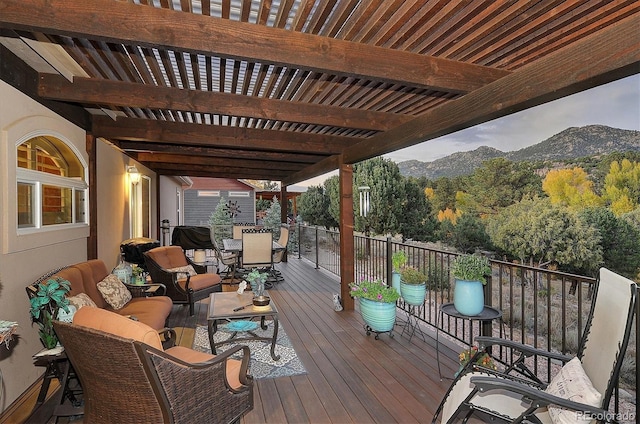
[1,0,638,309]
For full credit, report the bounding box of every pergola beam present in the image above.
[92,116,358,155]
[38,75,411,131]
[283,14,640,185]
[0,0,510,93]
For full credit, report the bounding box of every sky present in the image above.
[298,74,640,187]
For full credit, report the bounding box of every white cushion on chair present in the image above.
[544,357,602,424]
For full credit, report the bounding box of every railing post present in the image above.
[297,223,301,259]
[315,226,319,269]
[386,237,393,285]
[481,272,493,341]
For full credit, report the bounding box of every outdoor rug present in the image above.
[192,321,307,380]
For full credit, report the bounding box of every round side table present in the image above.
[436,302,502,380]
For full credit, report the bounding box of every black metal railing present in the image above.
[295,224,638,421]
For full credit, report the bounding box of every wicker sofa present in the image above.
[45,259,173,331]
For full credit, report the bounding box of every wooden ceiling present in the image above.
[0,0,638,185]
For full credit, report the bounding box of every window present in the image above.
[229,191,250,197]
[16,135,88,231]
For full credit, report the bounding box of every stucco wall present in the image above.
[96,141,157,269]
[0,81,160,412]
[0,81,88,410]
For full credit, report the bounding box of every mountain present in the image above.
[397,125,640,180]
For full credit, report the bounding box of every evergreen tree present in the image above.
[578,207,640,278]
[263,198,282,239]
[353,157,405,235]
[486,196,602,275]
[209,196,232,244]
[399,178,437,241]
[297,185,338,229]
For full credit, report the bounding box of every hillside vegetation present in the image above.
[398,125,640,180]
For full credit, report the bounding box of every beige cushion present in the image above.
[97,274,132,310]
[167,264,197,279]
[67,293,97,310]
[545,357,601,424]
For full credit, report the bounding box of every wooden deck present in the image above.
[168,257,461,424]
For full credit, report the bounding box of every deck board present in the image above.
[167,257,458,423]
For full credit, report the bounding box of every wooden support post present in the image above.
[339,160,355,310]
[86,134,97,260]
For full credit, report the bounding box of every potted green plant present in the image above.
[349,278,399,334]
[245,269,269,296]
[29,277,71,349]
[450,254,491,316]
[399,266,427,306]
[391,250,407,296]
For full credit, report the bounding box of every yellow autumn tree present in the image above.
[424,187,435,200]
[603,159,640,215]
[438,207,462,224]
[541,167,602,209]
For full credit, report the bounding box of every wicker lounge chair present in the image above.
[54,307,253,424]
[144,246,222,315]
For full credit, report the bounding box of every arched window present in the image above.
[16,135,87,229]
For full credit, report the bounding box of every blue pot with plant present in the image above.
[400,266,427,306]
[391,250,407,296]
[349,278,399,333]
[451,254,491,316]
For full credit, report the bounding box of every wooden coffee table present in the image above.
[207,291,280,360]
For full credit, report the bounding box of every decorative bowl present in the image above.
[252,295,270,306]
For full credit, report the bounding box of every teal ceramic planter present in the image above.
[400,282,426,306]
[391,272,401,296]
[453,279,484,316]
[359,298,396,332]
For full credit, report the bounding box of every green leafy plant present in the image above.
[400,266,427,285]
[246,269,268,285]
[29,277,71,349]
[349,278,400,303]
[391,250,407,272]
[451,254,491,284]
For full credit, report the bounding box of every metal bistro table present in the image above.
[207,291,280,361]
[436,302,502,380]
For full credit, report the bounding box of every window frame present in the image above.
[15,133,89,235]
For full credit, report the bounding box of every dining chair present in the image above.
[432,267,637,423]
[212,238,239,283]
[270,224,289,283]
[241,229,273,286]
[232,223,256,240]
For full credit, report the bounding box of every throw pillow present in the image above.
[67,293,97,310]
[97,274,132,310]
[544,357,602,424]
[167,264,197,279]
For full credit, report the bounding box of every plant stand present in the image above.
[363,324,394,340]
[399,304,426,342]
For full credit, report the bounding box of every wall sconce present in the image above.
[127,165,141,185]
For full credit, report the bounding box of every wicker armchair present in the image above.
[144,246,222,315]
[54,307,253,424]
